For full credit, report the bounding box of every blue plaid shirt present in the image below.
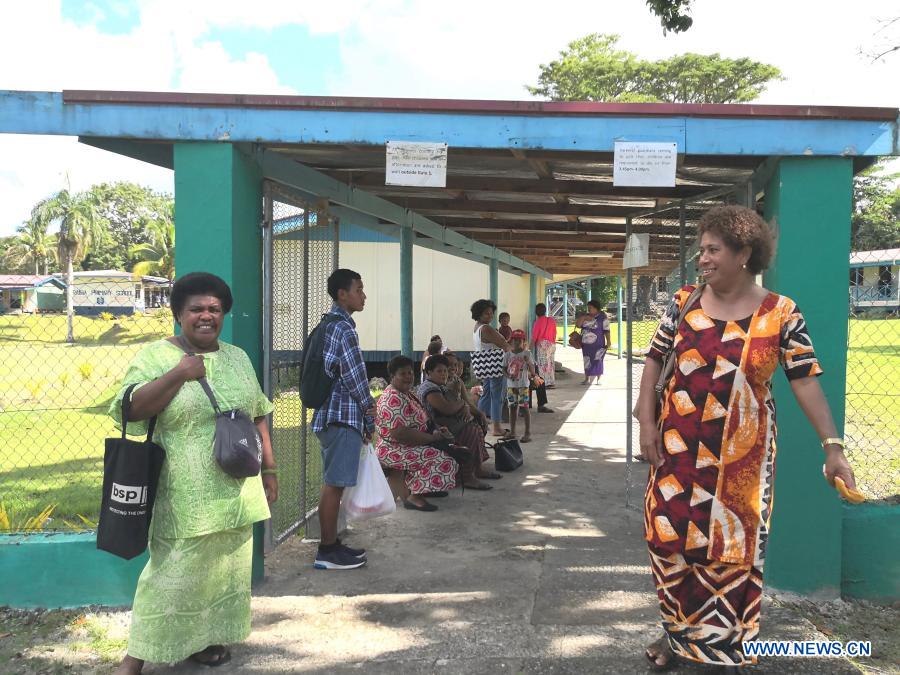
[311,303,375,436]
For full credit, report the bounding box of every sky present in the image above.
[0,0,898,236]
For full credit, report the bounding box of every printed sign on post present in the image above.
[385,141,448,188]
[613,141,678,187]
[623,233,650,269]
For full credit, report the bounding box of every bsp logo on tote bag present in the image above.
[96,384,165,560]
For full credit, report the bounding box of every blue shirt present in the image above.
[311,304,375,436]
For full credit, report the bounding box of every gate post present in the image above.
[763,157,852,597]
[489,257,499,327]
[400,225,414,357]
[528,273,538,341]
[173,143,266,582]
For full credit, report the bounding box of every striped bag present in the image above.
[471,348,505,380]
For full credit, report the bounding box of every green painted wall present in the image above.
[763,157,853,596]
[842,503,900,601]
[174,143,266,582]
[0,534,147,609]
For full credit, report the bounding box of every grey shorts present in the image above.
[316,424,363,488]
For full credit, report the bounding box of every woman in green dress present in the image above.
[111,272,278,674]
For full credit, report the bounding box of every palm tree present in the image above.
[32,189,108,343]
[130,202,175,281]
[4,219,57,275]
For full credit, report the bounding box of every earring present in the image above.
[742,263,747,269]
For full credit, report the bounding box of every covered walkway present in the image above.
[138,352,859,673]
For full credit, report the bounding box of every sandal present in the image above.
[463,481,494,491]
[190,645,231,668]
[403,499,438,512]
[520,435,532,443]
[645,636,675,672]
[477,471,503,480]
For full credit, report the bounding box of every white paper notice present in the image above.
[613,142,678,187]
[623,233,650,269]
[385,141,448,187]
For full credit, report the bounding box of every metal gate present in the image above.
[262,181,339,548]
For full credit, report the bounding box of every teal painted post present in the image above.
[174,143,266,582]
[563,283,569,340]
[763,157,852,596]
[489,258,499,327]
[616,276,623,358]
[528,273,537,341]
[587,277,593,302]
[399,225,413,356]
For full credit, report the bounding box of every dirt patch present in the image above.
[0,606,129,674]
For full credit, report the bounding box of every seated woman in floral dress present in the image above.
[375,355,458,512]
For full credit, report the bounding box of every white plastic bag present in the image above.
[342,443,396,522]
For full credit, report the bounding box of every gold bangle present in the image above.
[821,438,844,450]
[261,468,278,476]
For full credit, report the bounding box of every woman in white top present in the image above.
[470,299,510,437]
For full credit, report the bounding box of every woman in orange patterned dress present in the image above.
[634,206,858,670]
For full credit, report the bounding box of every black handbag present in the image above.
[196,377,263,479]
[96,384,165,560]
[491,438,524,472]
[176,336,263,479]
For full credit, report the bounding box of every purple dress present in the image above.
[581,311,610,376]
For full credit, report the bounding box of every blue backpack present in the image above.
[300,314,341,409]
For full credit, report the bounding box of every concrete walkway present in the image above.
[147,348,861,674]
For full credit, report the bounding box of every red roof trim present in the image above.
[62,90,899,122]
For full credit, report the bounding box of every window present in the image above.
[657,276,668,293]
[849,268,863,286]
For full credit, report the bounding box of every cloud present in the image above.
[1,0,898,236]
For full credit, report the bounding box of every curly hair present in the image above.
[387,355,414,376]
[470,299,496,321]
[697,206,775,275]
[170,272,233,319]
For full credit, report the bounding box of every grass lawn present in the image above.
[0,314,896,531]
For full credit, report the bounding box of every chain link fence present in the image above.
[0,275,171,531]
[264,182,338,548]
[845,248,899,502]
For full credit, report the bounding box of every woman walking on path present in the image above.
[576,299,611,386]
[110,273,278,674]
[470,299,510,437]
[531,303,557,388]
[635,206,857,670]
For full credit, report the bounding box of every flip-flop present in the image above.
[520,436,532,443]
[478,472,503,480]
[463,482,494,491]
[403,499,438,512]
[190,646,231,668]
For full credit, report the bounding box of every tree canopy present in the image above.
[646,0,694,34]
[527,34,783,104]
[852,164,900,251]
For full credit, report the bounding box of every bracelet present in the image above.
[261,468,278,476]
[821,437,845,450]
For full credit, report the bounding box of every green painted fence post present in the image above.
[763,157,852,597]
[174,143,266,583]
[399,225,414,357]
[489,257,499,327]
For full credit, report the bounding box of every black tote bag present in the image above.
[96,384,165,560]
